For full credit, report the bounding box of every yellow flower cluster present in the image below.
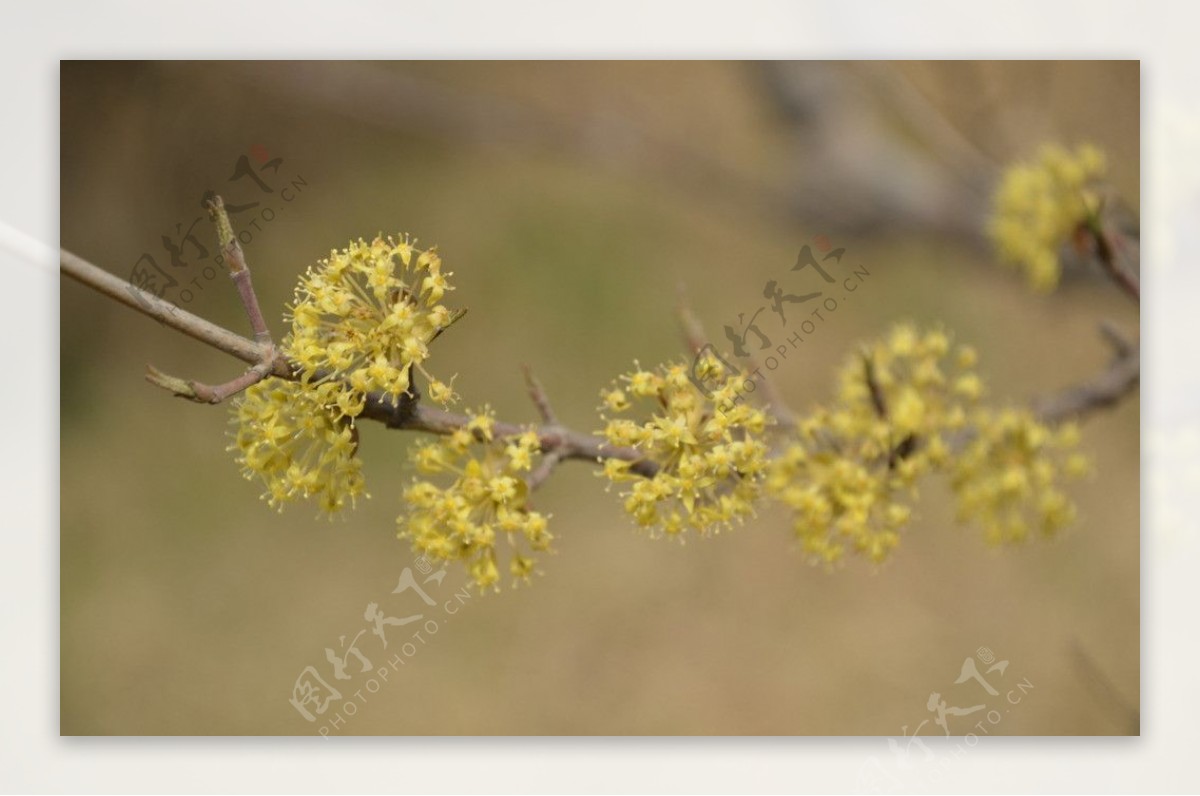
[950,409,1089,544]
[284,234,462,412]
[399,409,552,591]
[598,353,770,538]
[230,234,464,514]
[767,325,980,566]
[988,143,1107,292]
[229,378,367,515]
[767,412,917,567]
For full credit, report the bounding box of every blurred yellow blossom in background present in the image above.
[989,143,1107,291]
[767,324,1087,565]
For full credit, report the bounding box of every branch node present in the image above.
[205,195,244,274]
[384,384,422,429]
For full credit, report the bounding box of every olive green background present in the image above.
[60,61,1139,735]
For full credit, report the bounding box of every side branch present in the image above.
[1034,323,1140,424]
[1086,218,1140,304]
[408,404,657,480]
[208,196,274,346]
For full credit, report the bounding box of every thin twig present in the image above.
[1098,319,1136,358]
[1033,324,1140,424]
[206,195,274,345]
[1069,639,1140,734]
[676,283,797,427]
[521,364,558,425]
[519,364,575,489]
[675,283,710,356]
[527,448,568,490]
[145,361,275,404]
[1088,221,1140,304]
[862,352,889,420]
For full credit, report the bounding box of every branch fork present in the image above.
[141,196,278,404]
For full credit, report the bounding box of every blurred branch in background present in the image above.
[1071,639,1140,735]
[1034,321,1140,424]
[757,61,996,241]
[230,61,1000,244]
[231,61,791,226]
[226,59,1143,294]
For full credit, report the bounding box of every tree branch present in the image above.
[1086,218,1140,304]
[62,232,1138,486]
[206,195,275,345]
[1034,322,1140,424]
[519,365,572,489]
[61,248,286,373]
[521,364,558,425]
[60,248,658,479]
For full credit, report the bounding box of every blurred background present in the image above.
[60,61,1139,735]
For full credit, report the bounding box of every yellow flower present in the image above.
[988,143,1107,292]
[399,408,550,591]
[284,234,463,408]
[597,352,770,538]
[229,378,367,515]
[835,324,983,448]
[426,377,458,405]
[505,431,540,471]
[767,409,917,568]
[949,409,1087,544]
